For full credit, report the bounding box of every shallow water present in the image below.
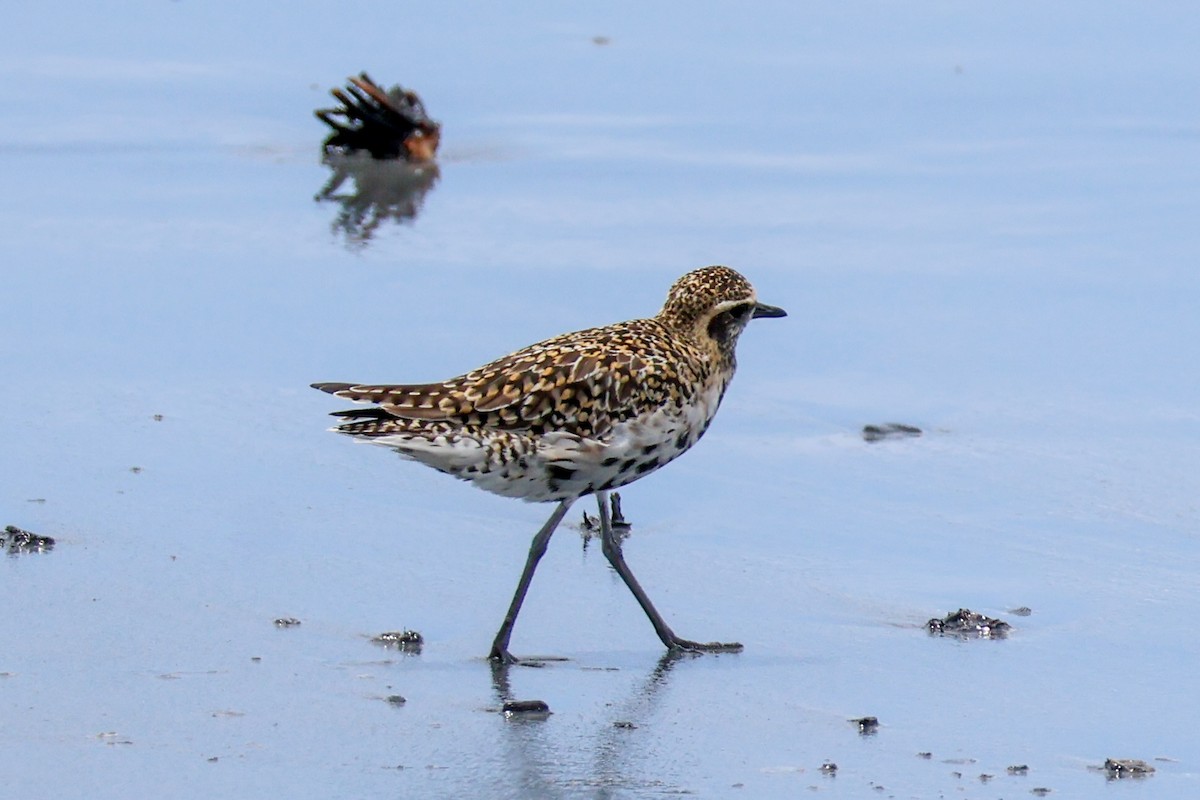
[3,2,1199,797]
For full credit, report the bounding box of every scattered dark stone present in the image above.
[927,608,1011,638]
[502,700,551,718]
[26,498,46,504]
[819,762,838,774]
[207,756,218,763]
[273,617,302,628]
[384,694,407,706]
[917,752,932,759]
[1009,606,1033,616]
[613,720,637,729]
[129,466,143,474]
[951,772,962,779]
[1104,758,1155,778]
[1031,788,1052,796]
[862,423,922,442]
[3,525,55,554]
[153,414,164,422]
[316,73,440,162]
[371,630,424,653]
[250,657,262,663]
[1008,765,1030,775]
[979,773,993,783]
[851,716,879,734]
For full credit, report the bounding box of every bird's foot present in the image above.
[489,648,519,665]
[668,638,743,654]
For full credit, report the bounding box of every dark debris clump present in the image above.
[580,492,632,546]
[316,73,441,162]
[3,525,55,554]
[927,608,1011,639]
[372,630,424,653]
[1104,758,1155,778]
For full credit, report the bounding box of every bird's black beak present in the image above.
[752,302,787,319]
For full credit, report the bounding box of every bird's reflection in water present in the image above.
[490,651,699,797]
[314,151,440,248]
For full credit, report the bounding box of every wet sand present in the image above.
[3,2,1199,797]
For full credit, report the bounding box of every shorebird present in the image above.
[313,265,785,663]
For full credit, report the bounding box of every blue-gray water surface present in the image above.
[3,2,1199,798]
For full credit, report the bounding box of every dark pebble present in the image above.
[273,617,302,628]
[852,716,879,734]
[1008,765,1030,775]
[862,423,922,442]
[503,700,551,717]
[385,695,407,706]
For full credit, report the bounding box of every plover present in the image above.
[313,265,785,663]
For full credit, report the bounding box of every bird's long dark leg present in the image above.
[596,490,743,655]
[489,499,573,664]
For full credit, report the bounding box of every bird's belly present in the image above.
[373,381,725,504]
[527,380,725,501]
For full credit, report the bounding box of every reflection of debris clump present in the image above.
[316,73,440,162]
[927,608,1011,638]
[372,629,424,653]
[316,152,440,247]
[3,525,55,554]
[862,423,922,442]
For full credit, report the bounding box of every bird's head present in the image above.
[658,266,786,358]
